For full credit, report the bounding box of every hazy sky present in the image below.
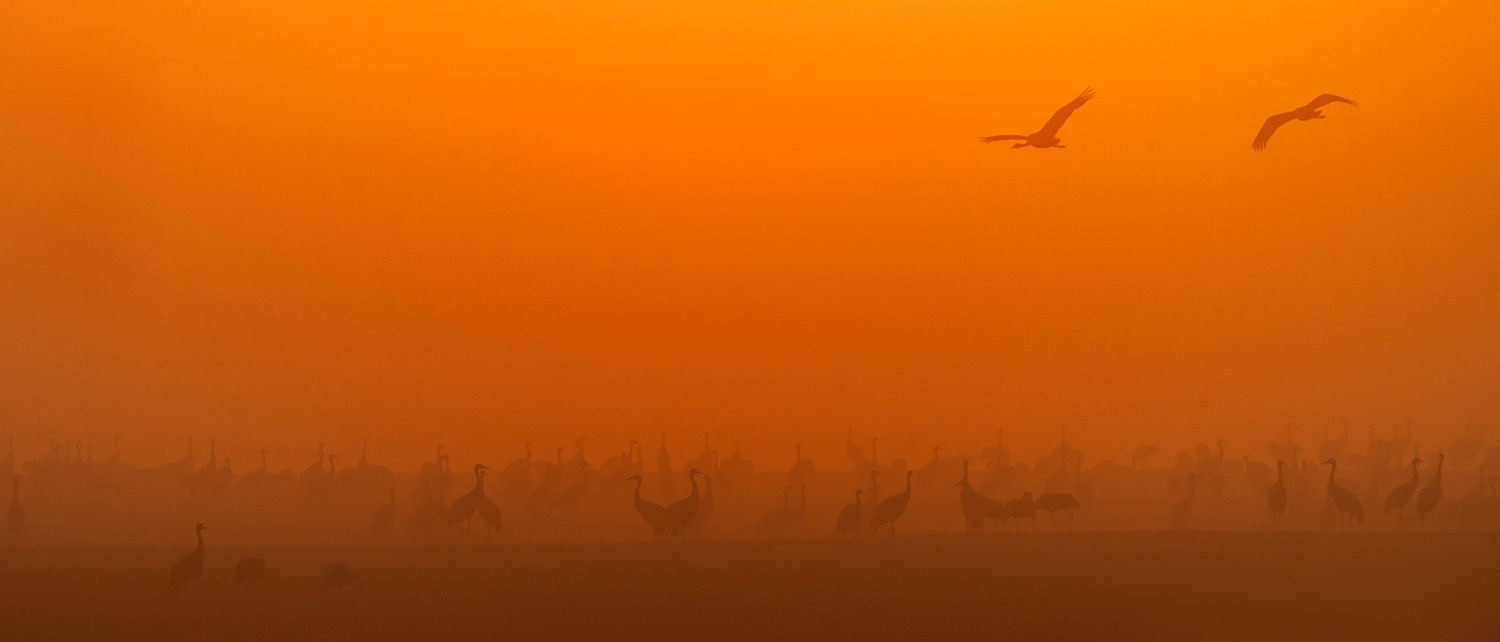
[3,1,1498,469]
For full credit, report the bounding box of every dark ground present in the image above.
[3,532,1497,641]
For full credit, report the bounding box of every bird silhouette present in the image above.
[233,557,266,597]
[322,562,360,592]
[502,442,533,492]
[1251,93,1357,150]
[1268,460,1288,524]
[1416,452,1444,522]
[979,88,1096,149]
[7,478,23,536]
[627,474,671,540]
[1322,459,1365,528]
[693,475,716,537]
[371,486,396,535]
[665,468,702,538]
[1170,475,1196,530]
[549,462,592,511]
[1005,491,1037,532]
[450,464,501,536]
[1033,491,1081,531]
[956,461,987,533]
[749,486,797,538]
[657,432,674,494]
[169,523,206,590]
[1384,457,1423,522]
[788,443,816,487]
[870,470,914,534]
[836,488,863,535]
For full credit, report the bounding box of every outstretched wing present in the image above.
[1251,111,1297,151]
[1037,87,1096,138]
[978,134,1027,143]
[1304,93,1357,110]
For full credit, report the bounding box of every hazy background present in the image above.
[3,0,1498,470]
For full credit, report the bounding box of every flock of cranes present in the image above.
[5,423,1500,552]
[6,423,1500,600]
[979,88,1358,151]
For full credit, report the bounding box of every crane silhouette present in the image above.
[1005,491,1037,532]
[233,557,266,597]
[169,523,206,590]
[7,478,23,536]
[450,464,501,536]
[1384,457,1423,522]
[979,88,1096,149]
[1033,491,1081,531]
[657,432,674,494]
[956,461,987,533]
[750,486,796,538]
[1322,459,1365,528]
[665,468,702,538]
[549,462,592,511]
[1416,452,1444,522]
[836,488,863,535]
[693,475,716,537]
[628,474,671,540]
[371,486,396,535]
[1171,475,1195,530]
[1268,460,1288,524]
[322,562,360,592]
[870,470,913,534]
[1251,93,1357,150]
[502,442,532,492]
[788,443,816,487]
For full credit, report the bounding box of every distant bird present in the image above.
[1033,491,1081,531]
[836,488,863,535]
[1005,491,1037,532]
[665,468,702,537]
[915,446,957,490]
[321,562,360,592]
[747,486,804,537]
[694,476,716,537]
[956,461,986,533]
[371,486,396,535]
[7,478,23,536]
[870,470,914,534]
[1171,476,1195,530]
[979,88,1096,149]
[450,464,501,536]
[238,449,269,495]
[1251,94,1357,150]
[1322,459,1365,527]
[233,557,266,596]
[1268,460,1288,523]
[549,462,592,511]
[1384,457,1423,522]
[169,523,207,590]
[788,443,816,487]
[1320,423,1350,461]
[628,474,670,540]
[657,432,674,493]
[1448,425,1485,470]
[213,457,233,498]
[1131,444,1160,469]
[1416,452,1444,522]
[721,441,754,482]
[846,427,867,472]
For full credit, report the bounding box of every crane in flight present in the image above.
[1251,93,1357,150]
[979,88,1096,149]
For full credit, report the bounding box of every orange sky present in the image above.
[3,1,1499,469]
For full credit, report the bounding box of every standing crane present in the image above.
[1171,475,1195,530]
[627,474,670,540]
[1267,460,1288,524]
[1322,459,1365,528]
[169,523,207,590]
[870,470,914,534]
[1384,457,1423,523]
[836,488,863,535]
[1416,452,1444,523]
[371,486,396,535]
